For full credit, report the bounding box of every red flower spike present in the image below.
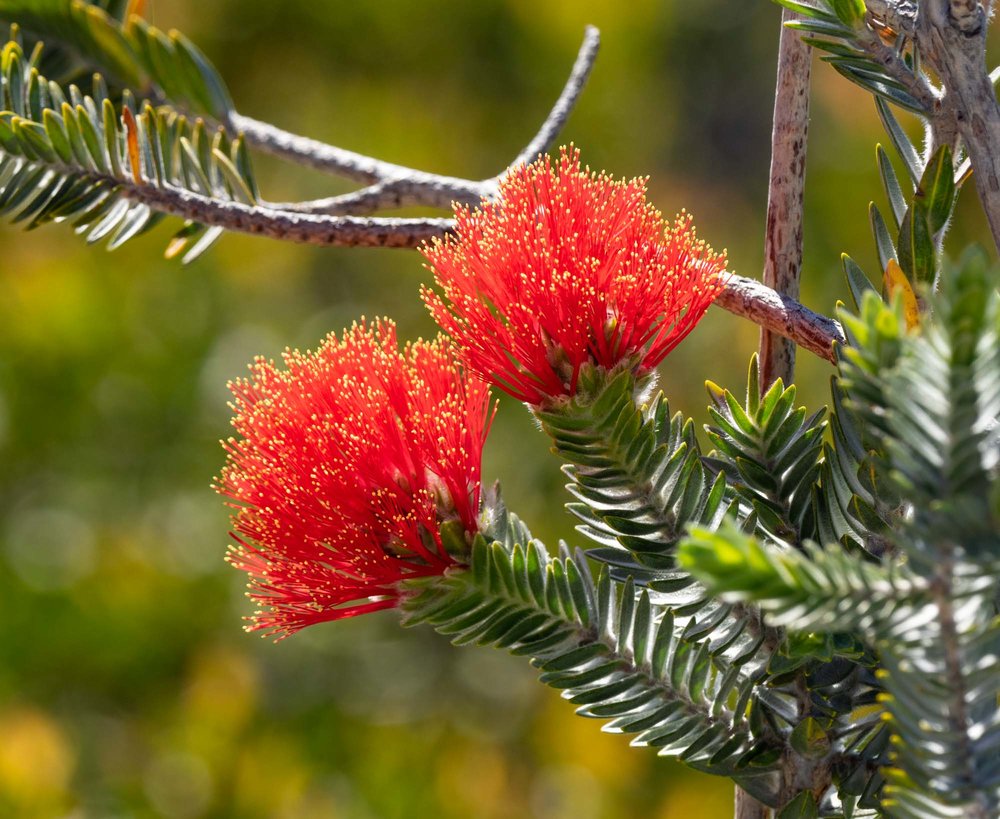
[217,320,493,639]
[421,147,729,405]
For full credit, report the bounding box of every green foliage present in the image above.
[0,0,234,117]
[534,366,780,686]
[813,370,899,557]
[0,31,255,260]
[705,351,897,561]
[896,145,955,286]
[680,521,926,640]
[773,0,926,114]
[839,249,1000,565]
[848,134,962,307]
[680,252,1000,817]
[536,362,905,813]
[538,366,728,567]
[401,508,784,794]
[705,356,826,545]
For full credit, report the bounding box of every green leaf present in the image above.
[783,17,854,38]
[773,0,839,20]
[0,1,234,118]
[828,62,926,114]
[41,107,72,162]
[829,0,865,24]
[789,717,831,759]
[0,35,256,256]
[705,361,826,545]
[842,253,878,311]
[777,791,819,819]
[896,202,935,285]
[868,202,897,272]
[914,145,955,234]
[876,144,907,227]
[402,524,777,781]
[875,97,921,183]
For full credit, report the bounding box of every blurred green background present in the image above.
[0,1,994,817]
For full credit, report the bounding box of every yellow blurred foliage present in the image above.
[656,780,734,819]
[183,643,260,736]
[532,688,645,785]
[435,740,515,819]
[234,732,311,816]
[0,706,75,815]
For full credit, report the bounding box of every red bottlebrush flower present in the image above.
[217,320,493,639]
[421,148,728,405]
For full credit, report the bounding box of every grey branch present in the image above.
[759,9,812,393]
[913,0,1000,253]
[504,25,602,171]
[865,1,918,37]
[734,786,769,819]
[860,2,939,112]
[718,275,845,364]
[268,175,495,217]
[862,2,1000,251]
[117,178,846,358]
[237,26,601,216]
[122,183,452,248]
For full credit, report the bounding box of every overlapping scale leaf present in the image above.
[826,253,1000,813]
[685,250,1000,814]
[534,367,729,569]
[679,522,932,639]
[0,33,256,260]
[839,249,1000,568]
[534,367,816,799]
[400,511,783,791]
[533,366,780,674]
[705,355,826,546]
[879,603,1000,818]
[678,520,1000,816]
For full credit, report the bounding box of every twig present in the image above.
[856,28,938,113]
[230,114,457,186]
[268,176,495,216]
[503,25,602,172]
[865,0,919,36]
[719,275,844,364]
[117,179,846,356]
[122,183,451,248]
[238,26,601,215]
[759,9,812,393]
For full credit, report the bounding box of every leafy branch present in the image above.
[401,515,784,792]
[775,0,1000,255]
[681,251,1000,817]
[705,356,827,546]
[0,0,601,215]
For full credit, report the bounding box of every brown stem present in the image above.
[735,786,770,819]
[718,275,843,367]
[759,9,812,393]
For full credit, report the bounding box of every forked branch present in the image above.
[240,26,602,215]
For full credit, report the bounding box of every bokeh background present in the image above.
[0,2,995,817]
